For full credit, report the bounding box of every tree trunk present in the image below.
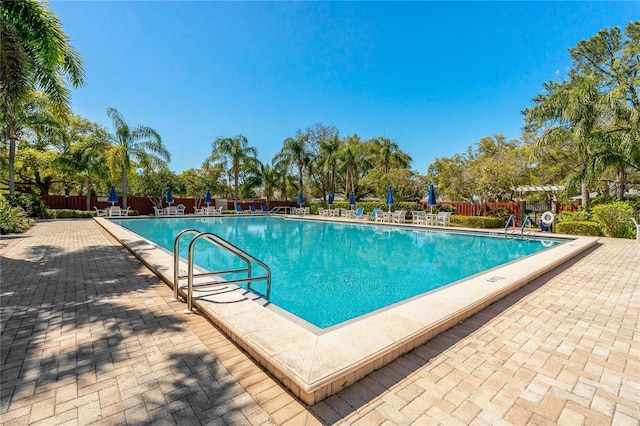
[616,167,626,201]
[86,178,92,211]
[233,169,239,206]
[7,123,17,196]
[580,179,589,207]
[121,166,128,209]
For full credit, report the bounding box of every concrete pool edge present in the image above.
[94,216,599,405]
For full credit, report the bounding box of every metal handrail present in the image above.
[269,206,291,215]
[504,214,516,236]
[184,231,271,312]
[520,215,532,236]
[173,229,200,300]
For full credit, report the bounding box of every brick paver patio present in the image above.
[1,219,638,425]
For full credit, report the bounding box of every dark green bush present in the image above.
[555,221,601,236]
[437,204,457,214]
[46,209,95,218]
[0,195,34,234]
[591,202,635,238]
[6,194,47,218]
[450,215,504,228]
[486,206,510,220]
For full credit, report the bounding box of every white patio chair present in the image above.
[393,210,406,223]
[94,206,107,217]
[435,212,451,226]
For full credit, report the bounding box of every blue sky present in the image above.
[51,1,636,175]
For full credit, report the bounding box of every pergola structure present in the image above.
[513,185,564,195]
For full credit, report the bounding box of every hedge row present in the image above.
[450,215,504,229]
[555,221,602,236]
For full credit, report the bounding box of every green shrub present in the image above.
[45,209,96,218]
[555,221,601,236]
[486,206,510,220]
[6,194,47,218]
[450,215,504,228]
[0,194,34,234]
[437,204,457,214]
[591,202,635,238]
[557,207,592,223]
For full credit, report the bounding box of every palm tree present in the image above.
[243,162,281,208]
[1,0,85,196]
[369,136,412,173]
[208,135,258,206]
[56,116,110,210]
[276,131,310,197]
[319,135,341,196]
[337,134,373,198]
[272,154,293,201]
[526,76,602,206]
[106,107,170,209]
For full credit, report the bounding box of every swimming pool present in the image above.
[111,216,563,329]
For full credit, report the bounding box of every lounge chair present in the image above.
[303,207,310,215]
[261,205,269,213]
[235,205,245,214]
[153,206,166,216]
[435,211,451,226]
[353,207,366,220]
[366,207,380,221]
[318,208,325,216]
[249,205,257,214]
[93,206,107,217]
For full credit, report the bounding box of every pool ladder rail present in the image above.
[504,214,533,237]
[172,229,272,313]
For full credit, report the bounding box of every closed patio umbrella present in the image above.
[349,191,355,207]
[166,187,174,205]
[204,189,212,206]
[386,186,393,211]
[427,184,437,213]
[328,192,334,207]
[297,192,303,207]
[107,185,118,206]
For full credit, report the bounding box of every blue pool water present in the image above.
[111,216,563,328]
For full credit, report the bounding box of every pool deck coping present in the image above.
[95,215,598,405]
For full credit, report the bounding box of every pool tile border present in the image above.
[95,216,598,405]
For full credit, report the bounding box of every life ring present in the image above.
[541,211,555,225]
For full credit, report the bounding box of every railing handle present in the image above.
[173,229,200,300]
[178,230,272,313]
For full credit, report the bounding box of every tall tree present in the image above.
[208,134,258,206]
[319,134,341,197]
[55,116,110,209]
[106,107,169,209]
[0,0,85,196]
[3,91,64,195]
[275,131,311,198]
[368,136,412,173]
[525,22,640,203]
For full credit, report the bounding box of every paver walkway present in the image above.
[1,219,638,425]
